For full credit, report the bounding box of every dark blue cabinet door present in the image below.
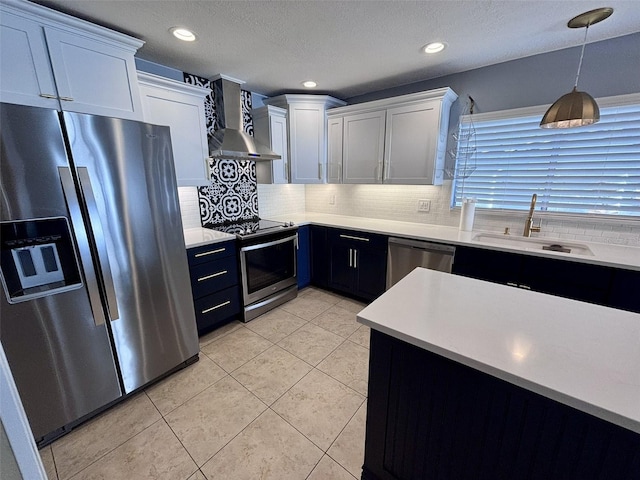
[310,225,330,288]
[608,268,640,314]
[296,225,311,288]
[354,245,387,301]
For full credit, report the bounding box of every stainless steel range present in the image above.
[214,219,298,322]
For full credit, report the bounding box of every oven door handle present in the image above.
[240,234,298,252]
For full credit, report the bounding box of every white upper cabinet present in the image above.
[263,94,346,184]
[327,117,344,183]
[342,110,386,184]
[327,88,458,185]
[138,72,210,187]
[253,105,289,184]
[0,0,143,120]
[0,11,59,109]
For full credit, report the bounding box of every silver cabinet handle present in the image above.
[59,167,105,326]
[202,300,231,314]
[506,282,518,287]
[519,284,531,290]
[39,93,58,99]
[348,248,353,267]
[195,247,225,258]
[340,234,370,242]
[59,96,74,102]
[354,249,358,269]
[197,270,227,282]
[318,163,323,180]
[77,167,120,321]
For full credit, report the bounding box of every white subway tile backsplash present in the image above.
[179,182,639,248]
[257,184,306,218]
[177,186,201,229]
[304,183,640,248]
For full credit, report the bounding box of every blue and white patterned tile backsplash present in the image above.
[198,158,258,227]
[184,71,258,227]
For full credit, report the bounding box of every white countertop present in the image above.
[183,227,235,249]
[357,268,640,433]
[269,213,640,270]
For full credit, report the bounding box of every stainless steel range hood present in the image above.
[209,76,281,161]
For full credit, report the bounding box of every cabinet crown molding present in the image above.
[252,104,287,120]
[328,87,458,117]
[264,94,346,109]
[137,71,210,97]
[1,0,144,51]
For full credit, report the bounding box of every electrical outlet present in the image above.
[329,194,336,205]
[418,199,431,212]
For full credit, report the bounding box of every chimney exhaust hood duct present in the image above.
[209,75,281,161]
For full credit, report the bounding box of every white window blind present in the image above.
[452,94,640,217]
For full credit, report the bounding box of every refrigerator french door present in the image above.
[0,103,198,445]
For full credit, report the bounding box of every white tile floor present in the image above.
[39,287,370,480]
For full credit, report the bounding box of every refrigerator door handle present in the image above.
[76,167,120,322]
[58,167,105,326]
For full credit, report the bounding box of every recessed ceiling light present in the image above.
[170,27,196,42]
[423,42,446,54]
[302,81,317,88]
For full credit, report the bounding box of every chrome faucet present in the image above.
[523,193,541,237]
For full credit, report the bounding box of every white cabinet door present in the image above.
[384,101,441,184]
[263,94,346,185]
[342,110,386,184]
[327,117,343,184]
[138,73,210,186]
[0,12,59,109]
[0,1,143,119]
[289,104,324,184]
[268,112,289,183]
[45,28,142,120]
[254,105,289,184]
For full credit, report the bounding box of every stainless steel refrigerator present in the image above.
[0,103,199,445]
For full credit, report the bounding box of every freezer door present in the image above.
[63,112,199,393]
[0,103,122,441]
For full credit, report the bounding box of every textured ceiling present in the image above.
[34,0,640,99]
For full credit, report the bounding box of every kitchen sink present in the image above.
[472,232,595,256]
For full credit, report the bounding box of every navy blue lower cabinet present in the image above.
[452,245,621,310]
[607,268,640,314]
[362,330,640,480]
[187,239,241,335]
[296,225,311,289]
[327,228,387,302]
[310,225,329,289]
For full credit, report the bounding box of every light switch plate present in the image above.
[418,199,431,212]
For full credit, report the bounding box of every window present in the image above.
[451,93,640,217]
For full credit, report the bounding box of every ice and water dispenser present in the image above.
[0,217,83,302]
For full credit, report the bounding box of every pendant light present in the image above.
[540,7,613,129]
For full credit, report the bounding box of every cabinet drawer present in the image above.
[187,240,236,266]
[330,228,388,249]
[194,286,240,333]
[190,255,238,299]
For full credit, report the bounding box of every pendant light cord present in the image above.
[574,25,589,89]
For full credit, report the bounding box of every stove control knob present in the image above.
[288,221,295,227]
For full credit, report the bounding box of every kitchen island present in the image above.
[357,268,640,480]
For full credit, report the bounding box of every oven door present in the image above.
[240,233,297,305]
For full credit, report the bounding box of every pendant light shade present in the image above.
[540,7,613,129]
[540,87,600,128]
